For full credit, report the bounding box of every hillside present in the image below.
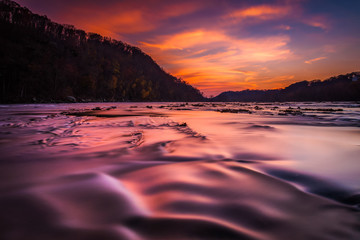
[0,0,204,103]
[213,72,360,102]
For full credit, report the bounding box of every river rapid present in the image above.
[0,102,359,240]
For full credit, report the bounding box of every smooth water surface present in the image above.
[0,102,359,240]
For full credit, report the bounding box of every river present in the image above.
[0,102,359,240]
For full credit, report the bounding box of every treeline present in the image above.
[0,0,204,103]
[213,72,360,102]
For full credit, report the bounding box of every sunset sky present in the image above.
[17,0,360,96]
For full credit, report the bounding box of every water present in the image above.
[0,102,359,240]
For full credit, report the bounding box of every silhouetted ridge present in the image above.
[213,72,360,102]
[0,0,204,103]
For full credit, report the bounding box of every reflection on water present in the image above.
[0,102,359,239]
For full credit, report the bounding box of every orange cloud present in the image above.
[229,70,258,76]
[159,1,204,19]
[304,20,328,30]
[305,57,327,64]
[277,24,292,30]
[256,75,295,89]
[111,11,154,33]
[140,29,292,96]
[56,1,204,38]
[228,4,292,20]
[302,15,329,30]
[141,30,291,62]
[141,30,229,50]
[78,10,155,37]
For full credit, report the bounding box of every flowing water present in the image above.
[0,102,359,240]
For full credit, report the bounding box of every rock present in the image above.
[178,122,187,127]
[66,96,76,103]
[218,108,252,114]
[105,106,117,110]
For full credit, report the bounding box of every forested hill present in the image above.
[213,72,360,102]
[0,0,204,103]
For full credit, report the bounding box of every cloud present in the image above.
[305,57,327,64]
[277,24,292,30]
[303,17,329,30]
[141,29,291,62]
[18,0,204,37]
[140,30,224,50]
[230,69,258,76]
[77,10,156,37]
[139,28,292,96]
[227,4,292,21]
